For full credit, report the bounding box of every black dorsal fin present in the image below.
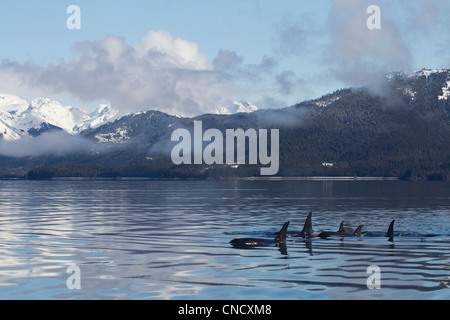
[338,221,345,232]
[353,224,364,236]
[275,221,290,243]
[300,212,313,238]
[386,220,395,241]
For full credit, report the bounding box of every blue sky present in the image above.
[0,0,449,116]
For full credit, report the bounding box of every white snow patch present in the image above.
[387,68,446,80]
[215,101,258,115]
[314,97,340,108]
[438,77,450,100]
[95,128,130,143]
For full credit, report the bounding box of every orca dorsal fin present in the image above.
[353,224,364,236]
[275,221,290,243]
[338,221,345,232]
[300,212,314,238]
[386,220,395,241]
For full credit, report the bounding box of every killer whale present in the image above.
[320,220,395,241]
[289,214,365,239]
[338,221,354,233]
[319,224,364,239]
[299,211,314,238]
[289,215,395,242]
[288,214,362,239]
[230,221,290,248]
[289,212,315,238]
[386,220,395,242]
[230,215,397,249]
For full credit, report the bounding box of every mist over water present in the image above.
[0,180,448,300]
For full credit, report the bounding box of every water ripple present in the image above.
[0,180,448,300]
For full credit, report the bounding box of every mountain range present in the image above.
[1,68,449,180]
[0,94,119,140]
[0,95,259,141]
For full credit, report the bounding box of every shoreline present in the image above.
[238,176,399,181]
[1,176,402,181]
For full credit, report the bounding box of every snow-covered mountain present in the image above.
[73,104,119,133]
[2,69,450,181]
[0,94,119,140]
[0,94,258,141]
[387,68,448,80]
[215,101,259,115]
[386,68,450,101]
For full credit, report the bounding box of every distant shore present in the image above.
[1,175,401,181]
[238,176,399,181]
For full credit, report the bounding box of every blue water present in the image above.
[0,179,448,300]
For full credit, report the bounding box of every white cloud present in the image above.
[0,31,233,117]
[322,0,412,86]
[0,131,95,158]
[135,30,211,70]
[2,1,447,118]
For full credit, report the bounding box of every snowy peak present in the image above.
[21,97,80,134]
[386,68,449,80]
[0,94,29,113]
[73,104,119,132]
[0,94,119,140]
[215,101,259,115]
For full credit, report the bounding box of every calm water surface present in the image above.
[0,180,448,300]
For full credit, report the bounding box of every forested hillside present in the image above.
[2,69,449,180]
